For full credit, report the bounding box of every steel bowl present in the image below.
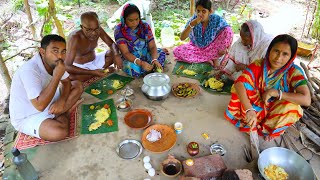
[210,143,226,156]
[258,147,315,180]
[141,73,171,101]
[116,97,133,112]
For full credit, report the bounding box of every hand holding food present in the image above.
[141,61,154,72]
[93,69,106,77]
[153,60,163,73]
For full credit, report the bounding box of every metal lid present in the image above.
[116,140,143,159]
[210,143,226,156]
[143,73,170,87]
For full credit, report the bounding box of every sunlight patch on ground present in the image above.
[258,4,305,36]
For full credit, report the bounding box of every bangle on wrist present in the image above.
[151,59,158,64]
[189,23,195,29]
[278,89,283,100]
[134,58,140,65]
[245,108,255,114]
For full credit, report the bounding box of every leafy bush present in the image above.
[12,0,24,11]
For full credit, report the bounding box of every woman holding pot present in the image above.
[224,34,311,141]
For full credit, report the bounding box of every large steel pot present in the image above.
[258,147,315,180]
[141,73,171,101]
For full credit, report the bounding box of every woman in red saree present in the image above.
[224,34,311,140]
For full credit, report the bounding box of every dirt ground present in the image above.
[27,48,320,180]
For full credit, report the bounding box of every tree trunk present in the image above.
[190,0,195,16]
[0,35,12,91]
[48,0,65,38]
[24,0,37,39]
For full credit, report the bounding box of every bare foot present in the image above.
[207,60,214,67]
[264,135,275,141]
[162,48,170,55]
[67,98,84,115]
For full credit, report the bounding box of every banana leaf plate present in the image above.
[172,61,212,81]
[84,73,134,100]
[200,73,234,95]
[81,99,118,134]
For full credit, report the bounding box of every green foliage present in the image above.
[225,4,253,34]
[43,19,54,36]
[191,143,198,149]
[153,0,190,11]
[34,0,74,36]
[153,7,189,46]
[35,0,49,16]
[12,0,24,11]
[311,1,320,40]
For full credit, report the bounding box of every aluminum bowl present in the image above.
[258,147,315,180]
[141,73,171,101]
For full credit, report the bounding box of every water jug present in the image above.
[161,24,175,47]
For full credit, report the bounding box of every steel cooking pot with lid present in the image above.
[141,73,171,101]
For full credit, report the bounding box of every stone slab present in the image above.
[182,154,227,179]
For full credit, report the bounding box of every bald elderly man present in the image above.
[65,12,122,81]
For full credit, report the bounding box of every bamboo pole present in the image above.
[48,0,65,38]
[190,0,195,16]
[24,0,36,39]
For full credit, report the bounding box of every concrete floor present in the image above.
[26,50,320,180]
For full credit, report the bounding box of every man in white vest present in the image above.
[9,34,83,141]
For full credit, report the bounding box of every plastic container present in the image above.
[174,122,183,134]
[12,148,39,180]
[161,24,175,47]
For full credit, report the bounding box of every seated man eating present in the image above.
[65,11,122,81]
[9,34,83,142]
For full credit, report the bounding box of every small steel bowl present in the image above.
[210,143,226,156]
[116,139,143,159]
[120,88,135,99]
[116,97,133,112]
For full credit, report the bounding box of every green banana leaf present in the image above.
[172,61,213,81]
[81,99,118,134]
[200,73,234,95]
[84,73,134,100]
